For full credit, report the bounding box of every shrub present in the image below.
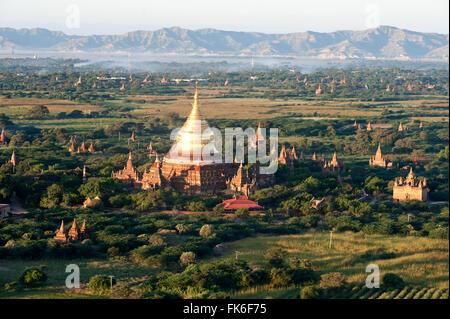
[107,246,120,258]
[159,247,182,268]
[319,272,347,289]
[207,292,230,299]
[213,206,225,214]
[18,268,47,287]
[265,248,287,268]
[235,208,250,218]
[175,224,189,235]
[300,286,319,299]
[130,245,164,264]
[149,235,166,247]
[382,273,405,290]
[180,252,196,266]
[88,275,116,295]
[110,282,135,299]
[199,224,214,238]
[270,268,292,287]
[4,281,18,291]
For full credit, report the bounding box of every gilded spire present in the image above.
[165,87,219,164]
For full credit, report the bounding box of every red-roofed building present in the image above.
[216,195,264,213]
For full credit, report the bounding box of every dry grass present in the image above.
[0,96,103,116]
[216,231,449,288]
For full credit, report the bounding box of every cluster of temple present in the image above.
[54,219,90,243]
[112,90,274,195]
[278,146,345,174]
[393,168,428,202]
[322,152,345,173]
[68,136,98,154]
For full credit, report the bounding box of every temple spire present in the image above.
[59,220,65,232]
[376,143,382,156]
[126,152,133,170]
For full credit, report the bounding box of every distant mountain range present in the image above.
[0,26,448,60]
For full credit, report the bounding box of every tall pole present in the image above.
[329,230,333,249]
[109,275,114,292]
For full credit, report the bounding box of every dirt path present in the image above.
[10,192,28,215]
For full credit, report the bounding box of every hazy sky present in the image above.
[0,0,448,35]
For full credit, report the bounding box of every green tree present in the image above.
[19,268,47,287]
[319,272,347,289]
[26,105,50,118]
[180,252,196,266]
[382,273,405,290]
[199,224,213,238]
[88,275,116,295]
[265,248,287,268]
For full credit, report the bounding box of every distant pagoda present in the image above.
[369,143,392,168]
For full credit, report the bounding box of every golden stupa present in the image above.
[165,88,220,164]
[112,88,275,194]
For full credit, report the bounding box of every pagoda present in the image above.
[54,221,69,243]
[366,122,372,131]
[398,122,404,132]
[68,219,81,241]
[147,142,158,157]
[322,152,344,173]
[226,162,257,197]
[112,89,274,194]
[10,150,16,167]
[315,84,323,95]
[88,143,95,153]
[369,143,392,168]
[111,152,140,187]
[393,168,428,202]
[278,145,288,165]
[68,141,75,152]
[290,146,298,161]
[82,165,87,183]
[159,88,237,194]
[80,219,90,239]
[0,129,6,145]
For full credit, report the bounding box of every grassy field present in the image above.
[213,231,449,289]
[3,91,447,122]
[0,231,447,299]
[0,96,104,116]
[0,257,159,297]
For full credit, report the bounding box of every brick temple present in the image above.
[112,89,274,195]
[369,143,393,168]
[393,168,428,202]
[54,219,90,243]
